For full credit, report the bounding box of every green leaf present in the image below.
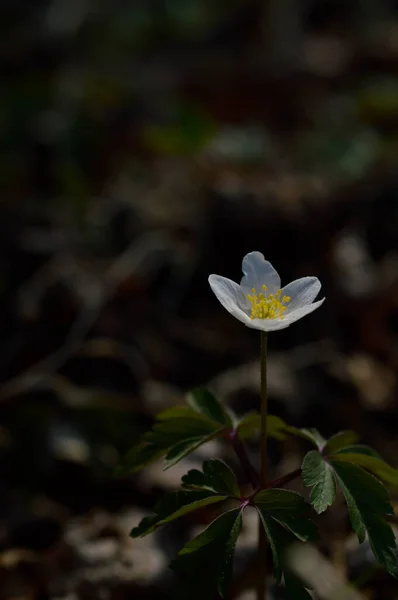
[172,508,242,598]
[157,406,210,421]
[187,388,233,428]
[254,489,309,513]
[118,407,226,474]
[331,460,397,576]
[147,415,218,446]
[236,412,261,440]
[335,444,382,459]
[256,509,313,597]
[298,428,326,449]
[302,450,336,513]
[332,453,398,488]
[131,490,227,538]
[237,413,325,447]
[182,459,240,497]
[163,431,222,469]
[323,430,359,455]
[254,489,317,543]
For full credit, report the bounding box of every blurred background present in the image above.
[1,0,398,598]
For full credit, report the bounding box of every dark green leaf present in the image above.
[257,511,284,582]
[254,489,309,513]
[117,407,226,474]
[332,453,398,488]
[182,459,240,497]
[237,413,295,441]
[164,432,221,469]
[157,406,210,421]
[187,388,233,428]
[302,450,336,513]
[254,489,317,542]
[331,460,397,576]
[266,416,326,449]
[147,416,218,446]
[335,444,382,459]
[172,509,242,598]
[256,509,313,596]
[298,428,326,450]
[323,430,359,455]
[238,413,325,447]
[131,490,227,537]
[331,461,394,516]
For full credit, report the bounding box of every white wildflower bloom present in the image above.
[209,251,325,332]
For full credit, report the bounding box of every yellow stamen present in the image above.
[247,286,290,320]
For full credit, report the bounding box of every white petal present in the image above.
[208,275,250,324]
[281,277,321,313]
[282,298,325,325]
[240,251,281,295]
[245,317,291,332]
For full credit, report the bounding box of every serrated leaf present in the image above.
[332,453,398,488]
[302,450,336,513]
[131,490,227,537]
[187,388,233,428]
[172,509,242,598]
[256,509,313,597]
[331,461,394,516]
[254,489,317,543]
[323,430,359,455]
[331,460,397,576]
[181,459,240,496]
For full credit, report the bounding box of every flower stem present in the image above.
[257,331,268,600]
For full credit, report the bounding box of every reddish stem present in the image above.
[229,432,260,489]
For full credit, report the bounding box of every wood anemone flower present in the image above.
[209,251,325,332]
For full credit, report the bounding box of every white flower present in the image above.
[208,251,325,332]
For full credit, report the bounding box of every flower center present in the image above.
[247,285,290,320]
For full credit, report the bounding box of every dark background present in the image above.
[1,1,398,598]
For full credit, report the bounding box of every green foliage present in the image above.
[172,509,243,598]
[256,512,312,598]
[131,490,227,538]
[120,385,398,594]
[187,388,234,428]
[254,489,317,543]
[331,461,397,576]
[323,430,359,454]
[236,413,326,446]
[182,459,241,497]
[303,447,398,576]
[117,390,232,474]
[302,450,336,513]
[236,411,261,440]
[333,450,398,488]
